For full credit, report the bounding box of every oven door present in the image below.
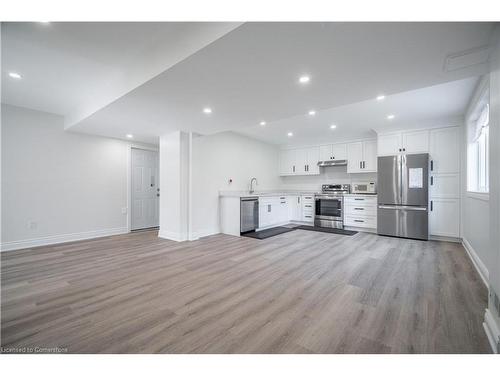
[315,197,342,220]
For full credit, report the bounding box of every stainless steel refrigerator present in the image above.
[377,153,429,240]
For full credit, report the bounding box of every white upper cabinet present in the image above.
[429,127,460,174]
[279,146,320,176]
[377,130,429,156]
[377,133,401,156]
[279,149,295,175]
[305,147,320,175]
[363,140,377,172]
[347,142,363,173]
[319,143,347,161]
[402,130,429,154]
[347,140,377,173]
[319,145,332,161]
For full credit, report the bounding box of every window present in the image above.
[467,99,489,194]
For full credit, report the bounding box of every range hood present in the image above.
[317,159,348,167]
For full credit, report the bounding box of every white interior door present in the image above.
[131,148,159,230]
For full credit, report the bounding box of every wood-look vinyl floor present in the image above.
[1,230,491,353]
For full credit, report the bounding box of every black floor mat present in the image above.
[242,226,296,239]
[294,225,358,236]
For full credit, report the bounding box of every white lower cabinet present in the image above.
[429,198,460,237]
[258,198,274,228]
[288,195,302,221]
[343,195,377,230]
[259,194,314,228]
[301,195,314,223]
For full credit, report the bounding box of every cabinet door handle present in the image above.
[354,207,364,210]
[293,165,295,173]
[363,161,365,169]
[403,148,406,152]
[354,219,364,223]
[430,176,433,185]
[268,204,271,212]
[359,161,362,169]
[399,148,402,152]
[430,201,433,211]
[430,160,433,171]
[354,198,364,201]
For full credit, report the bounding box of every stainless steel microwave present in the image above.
[351,181,376,194]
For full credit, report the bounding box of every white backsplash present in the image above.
[279,165,377,191]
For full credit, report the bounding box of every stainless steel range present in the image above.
[314,184,350,229]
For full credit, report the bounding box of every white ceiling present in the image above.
[1,22,496,145]
[238,77,478,146]
[1,22,241,125]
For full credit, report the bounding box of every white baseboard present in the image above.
[0,227,129,252]
[430,235,461,243]
[462,237,489,287]
[484,308,500,354]
[158,230,188,242]
[189,229,220,241]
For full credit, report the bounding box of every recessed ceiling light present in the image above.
[8,72,22,79]
[126,134,133,139]
[260,121,266,126]
[308,110,316,116]
[330,124,337,129]
[376,95,386,101]
[287,132,293,137]
[203,107,212,114]
[387,114,395,120]
[298,75,310,84]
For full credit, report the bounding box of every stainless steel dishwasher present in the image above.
[240,197,259,233]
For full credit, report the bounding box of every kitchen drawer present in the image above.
[301,195,314,203]
[344,215,377,229]
[344,204,376,216]
[344,196,377,207]
[302,203,314,210]
[302,213,314,222]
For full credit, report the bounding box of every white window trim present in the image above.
[466,191,489,201]
[466,77,489,194]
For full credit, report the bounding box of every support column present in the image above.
[158,131,190,241]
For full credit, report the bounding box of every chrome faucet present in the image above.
[249,177,258,194]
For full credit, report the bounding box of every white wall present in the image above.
[487,26,500,347]
[158,131,189,241]
[191,131,282,238]
[1,104,155,250]
[461,77,492,274]
[280,167,377,191]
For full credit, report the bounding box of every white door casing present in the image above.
[131,148,159,230]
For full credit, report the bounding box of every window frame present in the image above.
[466,82,490,196]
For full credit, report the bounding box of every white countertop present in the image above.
[219,190,319,198]
[219,191,378,198]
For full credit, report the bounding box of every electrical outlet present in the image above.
[121,207,128,214]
